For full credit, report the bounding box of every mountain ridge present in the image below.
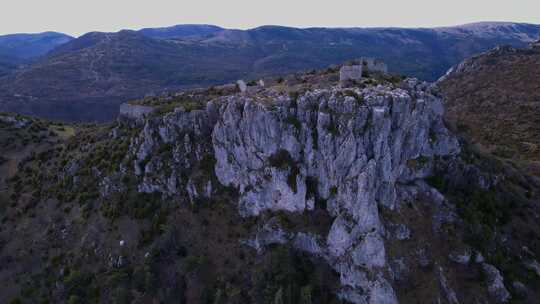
[0,31,74,59]
[1,22,540,121]
[438,40,540,176]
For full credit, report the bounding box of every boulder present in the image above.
[236,80,247,93]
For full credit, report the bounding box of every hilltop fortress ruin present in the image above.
[120,58,390,120]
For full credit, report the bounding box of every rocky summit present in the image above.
[1,66,539,303]
[130,76,459,302]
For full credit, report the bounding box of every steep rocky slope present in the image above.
[438,41,540,175]
[2,22,540,121]
[1,68,539,303]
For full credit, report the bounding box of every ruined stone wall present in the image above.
[119,103,155,120]
[339,65,363,84]
[363,57,389,73]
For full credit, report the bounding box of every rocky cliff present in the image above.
[120,76,487,303]
[212,79,460,303]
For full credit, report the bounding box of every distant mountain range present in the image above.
[138,24,224,39]
[1,22,540,121]
[0,32,74,76]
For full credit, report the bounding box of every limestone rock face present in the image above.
[211,79,460,303]
[123,78,462,303]
[131,103,219,198]
[482,263,511,303]
[437,266,459,304]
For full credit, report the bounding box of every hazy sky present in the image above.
[1,0,539,36]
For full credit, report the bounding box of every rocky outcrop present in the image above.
[211,79,459,303]
[482,263,511,303]
[125,78,462,303]
[437,266,459,304]
[236,80,247,93]
[131,103,219,199]
[0,114,31,128]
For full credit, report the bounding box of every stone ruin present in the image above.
[339,58,388,86]
[119,103,155,121]
[362,57,388,73]
[339,65,363,86]
[237,79,267,94]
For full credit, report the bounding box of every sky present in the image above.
[1,0,539,37]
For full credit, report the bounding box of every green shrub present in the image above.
[325,120,339,136]
[158,143,174,159]
[107,270,130,287]
[184,255,208,273]
[64,270,93,299]
[310,128,318,150]
[8,298,22,304]
[112,286,132,304]
[285,116,301,132]
[343,90,364,104]
[426,175,446,192]
[288,166,300,193]
[288,91,300,101]
[268,150,294,169]
[253,246,338,304]
[67,295,81,304]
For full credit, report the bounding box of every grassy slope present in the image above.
[439,45,540,176]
